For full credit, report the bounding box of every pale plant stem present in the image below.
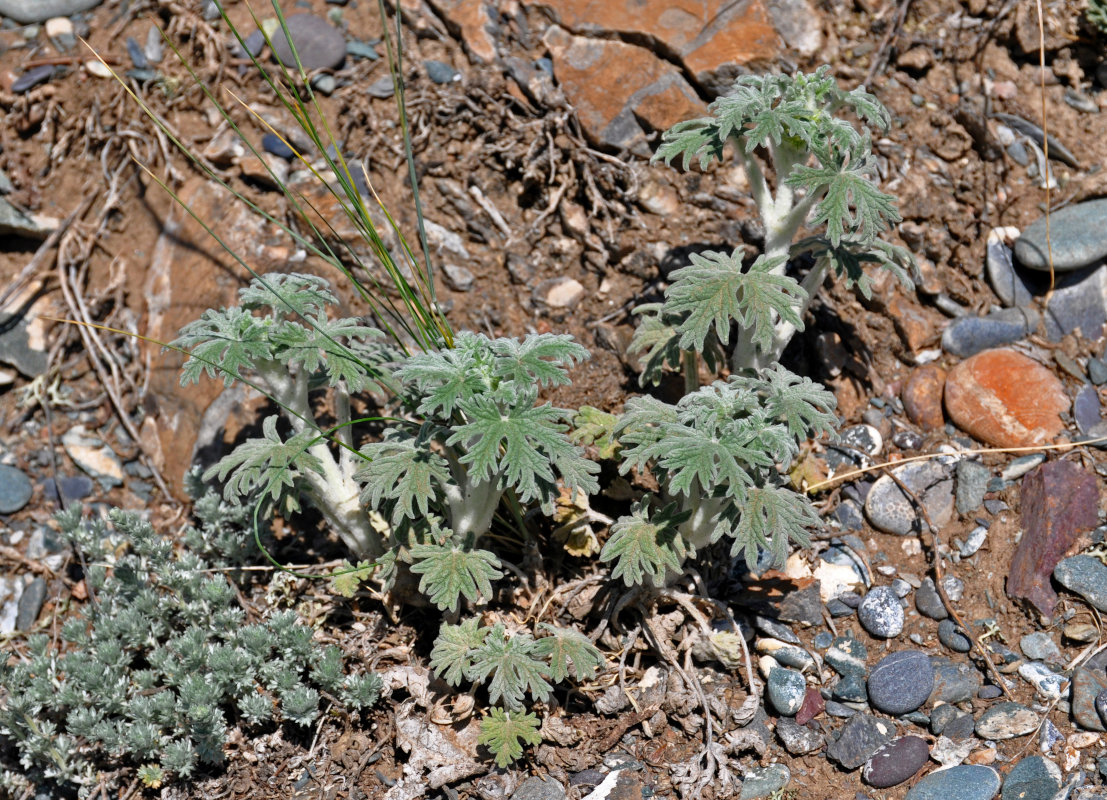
[441,446,501,540]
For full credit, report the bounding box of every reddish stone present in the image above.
[887,294,940,352]
[541,26,705,154]
[944,348,1069,447]
[902,364,946,431]
[428,0,499,64]
[795,687,824,725]
[1007,461,1098,619]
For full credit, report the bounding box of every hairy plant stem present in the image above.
[441,446,501,541]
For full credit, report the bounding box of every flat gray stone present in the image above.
[739,764,790,800]
[0,197,58,240]
[1020,632,1061,662]
[858,586,904,638]
[0,464,32,514]
[0,0,100,22]
[15,576,46,630]
[987,228,1034,307]
[864,460,953,536]
[868,651,933,715]
[1041,263,1107,341]
[510,776,566,800]
[270,14,346,71]
[941,307,1038,357]
[938,619,971,653]
[1000,756,1061,800]
[929,657,982,704]
[906,765,1000,800]
[1055,555,1107,613]
[863,736,929,789]
[0,315,48,378]
[1071,666,1107,731]
[826,714,895,770]
[976,702,1039,740]
[955,459,992,515]
[776,718,824,755]
[1015,198,1107,272]
[916,577,948,620]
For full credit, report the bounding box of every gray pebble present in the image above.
[510,777,565,800]
[863,735,929,788]
[826,634,868,677]
[15,577,46,630]
[940,574,964,602]
[739,764,790,800]
[941,307,1038,357]
[1063,88,1100,114]
[944,712,977,741]
[1000,756,1061,800]
[776,718,824,755]
[144,25,164,64]
[0,464,33,514]
[827,598,854,617]
[868,651,933,715]
[976,702,1039,740]
[1096,691,1107,728]
[930,657,982,704]
[826,714,896,770]
[1075,383,1103,433]
[938,619,972,653]
[443,264,475,292]
[0,0,101,23]
[1039,718,1064,754]
[424,59,460,84]
[1055,555,1107,613]
[979,685,1003,700]
[1042,264,1107,341]
[929,703,958,734]
[959,526,988,558]
[832,673,868,703]
[126,36,147,69]
[892,430,924,450]
[824,699,857,718]
[905,765,1000,800]
[1017,661,1065,699]
[915,577,948,620]
[366,75,395,99]
[270,14,346,71]
[987,229,1034,308]
[346,40,379,61]
[1071,667,1107,731]
[1020,632,1061,662]
[858,586,904,638]
[12,65,54,93]
[955,459,992,515]
[311,73,336,95]
[767,667,806,716]
[261,133,295,159]
[1002,454,1045,481]
[864,460,953,535]
[1089,356,1107,386]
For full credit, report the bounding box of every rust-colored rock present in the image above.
[1007,460,1098,619]
[795,687,824,725]
[944,348,1069,447]
[428,0,499,63]
[542,26,705,154]
[887,294,940,352]
[902,364,946,431]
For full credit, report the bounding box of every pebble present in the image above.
[941,307,1038,357]
[832,673,868,703]
[739,764,790,800]
[346,40,379,61]
[833,500,865,531]
[955,460,991,515]
[930,658,982,704]
[1064,88,1099,114]
[44,15,75,49]
[424,59,460,84]
[1075,383,1102,433]
[987,227,1035,307]
[61,426,125,488]
[15,576,46,630]
[1040,719,1065,754]
[826,424,882,470]
[976,702,1039,740]
[1089,357,1107,386]
[905,765,1000,800]
[144,26,163,64]
[826,714,896,770]
[0,464,33,514]
[366,75,394,98]
[1055,556,1107,613]
[443,264,475,292]
[824,699,857,718]
[1071,667,1107,732]
[1015,198,1107,272]
[510,777,565,800]
[867,651,934,715]
[1017,662,1065,700]
[864,460,953,535]
[979,685,1004,700]
[944,349,1069,448]
[938,619,972,653]
[261,132,296,159]
[1065,622,1099,643]
[959,526,988,558]
[902,365,947,431]
[1020,632,1061,662]
[535,277,586,310]
[892,430,925,450]
[826,635,868,679]
[916,577,948,620]
[1042,264,1107,341]
[1001,756,1061,800]
[858,587,904,638]
[125,36,147,69]
[776,718,824,755]
[42,474,93,506]
[929,703,959,734]
[270,14,346,71]
[311,74,337,95]
[12,64,55,93]
[862,736,929,788]
[0,0,101,23]
[766,667,806,716]
[1002,454,1045,481]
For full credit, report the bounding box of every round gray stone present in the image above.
[938,619,972,653]
[739,764,790,800]
[1015,198,1107,272]
[929,657,982,704]
[510,777,565,800]
[775,718,824,755]
[767,667,806,716]
[915,577,948,620]
[987,229,1034,307]
[941,307,1038,357]
[0,0,101,23]
[863,735,929,788]
[424,59,460,84]
[864,460,953,536]
[976,702,1039,740]
[858,586,904,639]
[0,464,32,514]
[1020,632,1060,663]
[270,14,346,71]
[868,651,933,716]
[906,765,1000,800]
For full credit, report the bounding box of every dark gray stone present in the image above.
[15,577,46,630]
[739,764,790,800]
[826,598,854,617]
[892,430,924,450]
[826,714,896,770]
[1015,198,1107,272]
[862,736,929,788]
[1072,667,1107,731]
[824,699,856,718]
[832,674,868,703]
[443,264,475,292]
[1020,632,1061,662]
[0,201,57,243]
[938,619,972,653]
[943,711,977,741]
[261,133,295,159]
[905,765,1000,800]
[346,40,380,61]
[1090,356,1107,386]
[0,465,33,514]
[366,75,395,98]
[929,657,982,704]
[1000,756,1061,800]
[1018,662,1065,698]
[424,59,460,84]
[767,667,806,716]
[43,475,93,506]
[1042,263,1107,341]
[955,460,991,515]
[987,230,1034,307]
[834,499,865,531]
[270,14,346,71]
[976,702,1039,740]
[510,777,565,800]
[941,307,1038,357]
[755,616,800,644]
[776,718,824,755]
[1075,383,1102,433]
[858,586,904,639]
[826,635,868,677]
[125,37,147,69]
[868,651,933,716]
[929,703,959,734]
[978,685,1004,700]
[1055,556,1107,613]
[777,581,824,628]
[915,577,948,620]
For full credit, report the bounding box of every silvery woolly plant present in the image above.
[599,68,915,585]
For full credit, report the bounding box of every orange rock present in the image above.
[902,364,947,431]
[944,348,1070,448]
[428,0,499,64]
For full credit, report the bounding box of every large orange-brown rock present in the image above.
[542,26,705,154]
[943,348,1070,448]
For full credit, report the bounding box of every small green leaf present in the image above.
[490,333,589,387]
[468,624,552,710]
[408,542,503,612]
[238,272,338,320]
[174,306,274,387]
[725,483,820,571]
[534,624,603,682]
[357,428,451,526]
[202,416,324,507]
[430,618,487,687]
[330,560,376,598]
[601,498,690,588]
[788,153,901,246]
[571,406,620,460]
[478,707,541,768]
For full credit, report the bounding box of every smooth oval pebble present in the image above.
[270,14,346,71]
[941,307,1038,357]
[868,651,934,715]
[15,576,46,630]
[905,765,1000,800]
[261,132,295,159]
[424,59,459,84]
[938,618,972,652]
[1015,198,1107,272]
[864,460,952,536]
[767,667,806,716]
[976,702,1039,740]
[739,764,790,800]
[0,464,33,513]
[858,586,904,638]
[915,577,948,620]
[863,736,929,788]
[12,64,55,93]
[0,0,101,23]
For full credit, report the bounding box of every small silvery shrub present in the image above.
[0,496,380,792]
[600,69,915,584]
